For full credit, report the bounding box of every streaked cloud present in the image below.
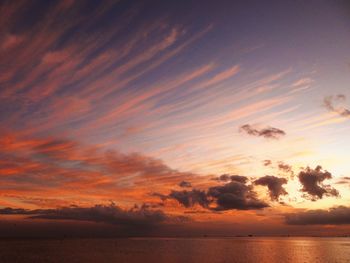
[0,132,202,208]
[0,0,349,236]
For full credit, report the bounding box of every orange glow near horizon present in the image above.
[0,0,350,236]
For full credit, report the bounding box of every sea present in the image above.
[0,237,349,263]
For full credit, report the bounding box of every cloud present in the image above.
[201,65,240,88]
[207,181,268,211]
[298,165,339,200]
[336,177,350,185]
[178,181,192,188]
[0,207,37,215]
[162,177,268,211]
[213,174,248,184]
[168,189,210,208]
[263,160,272,166]
[277,162,295,178]
[262,160,294,178]
[0,204,188,226]
[239,124,286,139]
[285,206,350,225]
[0,133,201,207]
[291,78,313,88]
[254,175,288,201]
[277,162,292,173]
[323,94,350,117]
[1,34,23,50]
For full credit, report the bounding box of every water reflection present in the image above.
[0,237,349,263]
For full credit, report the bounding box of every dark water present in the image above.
[0,237,349,263]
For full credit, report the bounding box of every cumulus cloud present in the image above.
[213,174,248,184]
[285,206,350,225]
[298,166,339,200]
[323,94,350,117]
[277,162,295,178]
[208,181,268,210]
[161,177,267,211]
[168,189,209,208]
[254,175,288,201]
[239,124,286,139]
[278,162,292,173]
[262,160,294,178]
[178,181,192,188]
[0,204,188,226]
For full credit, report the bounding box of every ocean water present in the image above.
[0,237,349,263]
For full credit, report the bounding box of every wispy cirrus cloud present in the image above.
[0,132,204,208]
[1,0,349,237]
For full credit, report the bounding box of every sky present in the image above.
[0,0,350,237]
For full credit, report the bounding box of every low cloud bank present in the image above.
[285,206,350,225]
[0,204,188,226]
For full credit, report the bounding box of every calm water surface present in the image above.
[0,237,349,263]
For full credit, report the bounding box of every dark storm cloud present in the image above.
[239,124,286,139]
[214,174,248,183]
[323,94,350,117]
[168,189,210,208]
[0,204,188,226]
[254,175,288,201]
[178,181,192,188]
[162,177,267,211]
[285,206,350,225]
[207,181,268,211]
[298,166,339,200]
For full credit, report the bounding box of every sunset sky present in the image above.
[1,0,350,237]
